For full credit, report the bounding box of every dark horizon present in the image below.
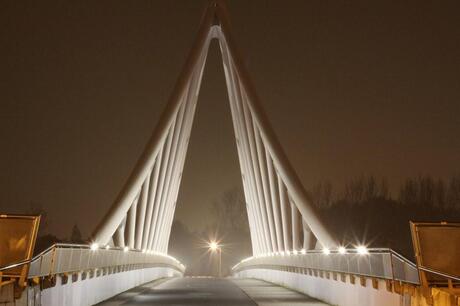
[1,0,459,240]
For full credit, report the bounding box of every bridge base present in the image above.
[235,269,412,306]
[23,266,181,306]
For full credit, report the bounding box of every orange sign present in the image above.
[0,215,40,277]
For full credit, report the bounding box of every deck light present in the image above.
[357,246,368,255]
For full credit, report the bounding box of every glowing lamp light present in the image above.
[338,246,347,254]
[357,245,368,255]
[90,243,99,251]
[105,245,110,250]
[123,246,129,252]
[300,249,306,255]
[209,241,219,251]
[293,249,298,255]
[322,248,330,255]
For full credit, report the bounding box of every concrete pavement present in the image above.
[97,277,328,305]
[233,278,329,306]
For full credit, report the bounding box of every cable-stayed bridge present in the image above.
[1,2,458,306]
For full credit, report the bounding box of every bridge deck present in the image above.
[233,278,329,306]
[97,277,328,305]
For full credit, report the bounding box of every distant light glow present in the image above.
[105,245,110,250]
[123,246,129,252]
[322,248,330,255]
[209,241,219,251]
[338,246,347,254]
[357,246,368,255]
[90,243,99,251]
[293,250,298,255]
[300,249,306,255]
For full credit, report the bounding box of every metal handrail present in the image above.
[232,248,420,284]
[27,243,185,278]
[389,249,417,268]
[419,266,460,282]
[0,259,31,272]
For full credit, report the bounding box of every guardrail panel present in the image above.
[27,244,185,278]
[232,249,419,285]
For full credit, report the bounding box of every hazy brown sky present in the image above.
[1,1,459,238]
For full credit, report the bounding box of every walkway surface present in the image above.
[233,278,328,306]
[98,277,328,305]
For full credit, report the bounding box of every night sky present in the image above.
[1,1,459,238]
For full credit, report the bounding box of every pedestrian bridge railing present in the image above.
[232,248,419,285]
[27,243,185,278]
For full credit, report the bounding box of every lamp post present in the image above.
[208,241,221,277]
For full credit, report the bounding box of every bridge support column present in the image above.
[278,176,292,252]
[291,199,301,251]
[151,120,176,251]
[135,172,151,250]
[141,157,161,250]
[216,5,337,248]
[251,121,279,252]
[221,37,271,255]
[265,149,285,253]
[125,196,139,249]
[161,41,211,253]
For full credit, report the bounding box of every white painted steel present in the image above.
[252,120,279,252]
[125,196,139,249]
[91,6,217,245]
[221,37,267,255]
[135,172,151,250]
[278,176,292,252]
[142,160,161,250]
[290,199,301,251]
[93,2,336,257]
[216,5,337,247]
[265,149,284,253]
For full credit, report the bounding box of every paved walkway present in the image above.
[98,277,328,305]
[233,278,329,306]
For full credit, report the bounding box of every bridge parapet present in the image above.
[28,243,185,278]
[1,243,185,306]
[232,248,419,284]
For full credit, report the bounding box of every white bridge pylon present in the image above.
[92,1,337,256]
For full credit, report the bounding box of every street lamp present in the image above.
[208,241,222,277]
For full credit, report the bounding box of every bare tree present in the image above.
[311,181,334,207]
[212,187,249,233]
[69,224,84,244]
[447,174,460,210]
[434,179,446,209]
